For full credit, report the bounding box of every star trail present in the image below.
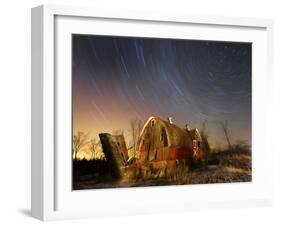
[72,34,252,148]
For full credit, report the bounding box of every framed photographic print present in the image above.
[31,4,274,221]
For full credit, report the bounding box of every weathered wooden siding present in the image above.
[99,133,127,179]
[137,117,195,163]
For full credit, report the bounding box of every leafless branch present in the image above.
[219,120,232,150]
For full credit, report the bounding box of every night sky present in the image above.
[72,34,252,149]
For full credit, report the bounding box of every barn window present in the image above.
[151,119,155,127]
[197,141,201,148]
[193,140,197,149]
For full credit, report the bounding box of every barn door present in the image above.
[161,127,168,147]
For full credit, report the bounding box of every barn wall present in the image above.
[138,117,195,163]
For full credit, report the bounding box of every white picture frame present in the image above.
[31,4,274,221]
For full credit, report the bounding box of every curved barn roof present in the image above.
[139,116,194,147]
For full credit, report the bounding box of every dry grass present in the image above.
[223,166,250,174]
[73,147,252,190]
[116,147,252,187]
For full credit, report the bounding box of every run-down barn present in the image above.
[137,116,207,163]
[99,116,210,178]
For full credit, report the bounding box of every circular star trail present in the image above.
[72,35,252,148]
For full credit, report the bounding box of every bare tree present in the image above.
[199,120,211,155]
[130,118,143,158]
[72,132,88,160]
[219,120,232,150]
[89,138,99,160]
[200,120,208,138]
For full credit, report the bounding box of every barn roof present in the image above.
[140,116,190,135]
[139,116,156,138]
[139,116,194,147]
